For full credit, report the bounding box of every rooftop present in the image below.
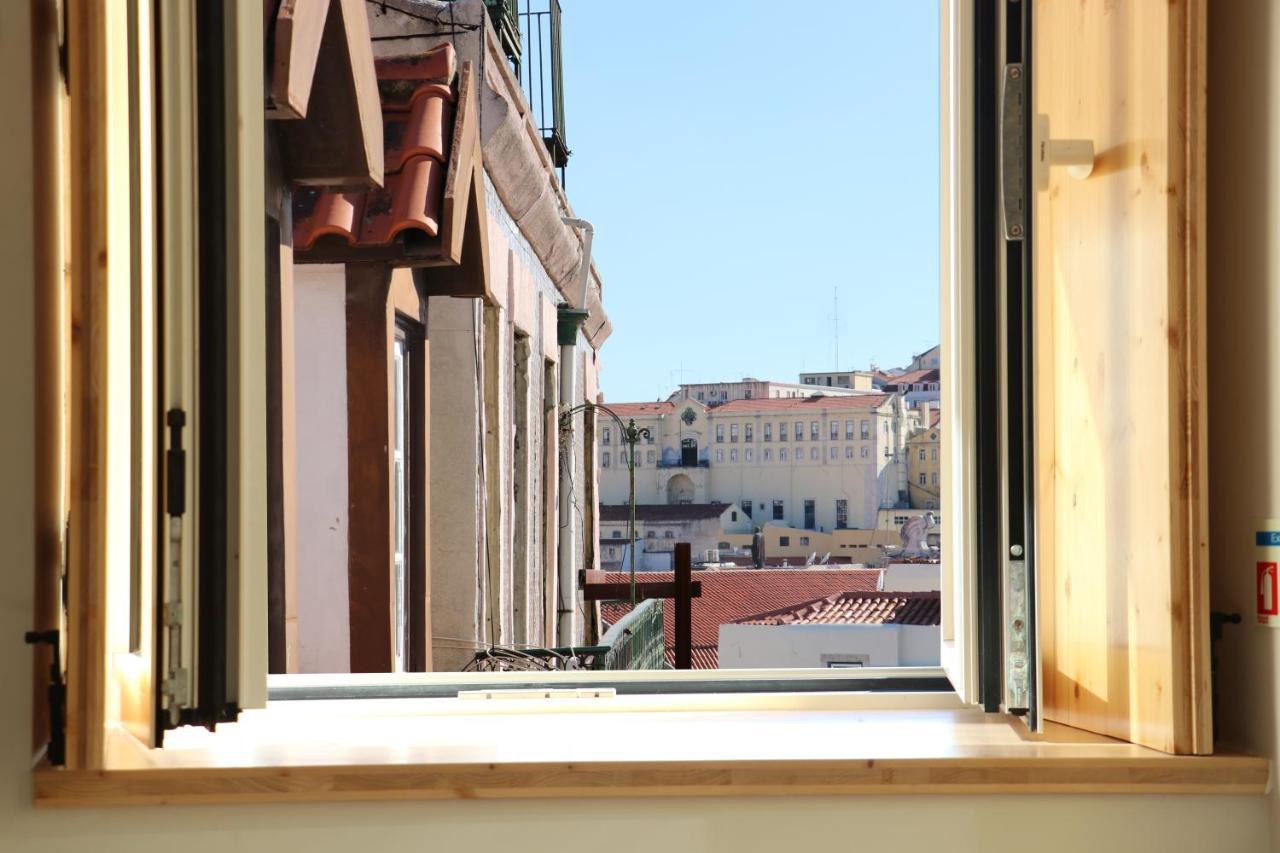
[600,567,882,668]
[732,590,941,627]
[711,394,891,414]
[604,401,676,417]
[599,503,730,523]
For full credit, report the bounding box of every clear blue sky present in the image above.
[558,1,939,403]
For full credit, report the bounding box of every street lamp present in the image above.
[560,401,650,605]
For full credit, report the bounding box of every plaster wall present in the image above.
[718,624,941,669]
[292,265,353,672]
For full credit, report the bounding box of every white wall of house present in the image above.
[292,265,352,672]
[718,624,940,669]
[880,563,941,592]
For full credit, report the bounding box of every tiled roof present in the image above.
[598,568,882,669]
[294,43,456,250]
[599,503,729,523]
[732,590,941,627]
[711,394,891,415]
[930,408,941,428]
[605,401,677,417]
[882,369,939,388]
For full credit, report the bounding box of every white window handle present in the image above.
[1035,114,1095,190]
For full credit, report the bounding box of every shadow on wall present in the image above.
[1206,0,1279,841]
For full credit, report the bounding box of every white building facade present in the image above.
[599,393,922,534]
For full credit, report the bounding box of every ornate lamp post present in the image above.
[560,401,650,605]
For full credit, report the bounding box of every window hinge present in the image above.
[24,629,66,766]
[1001,63,1026,241]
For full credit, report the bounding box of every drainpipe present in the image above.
[556,218,594,647]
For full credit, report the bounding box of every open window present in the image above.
[36,0,1214,784]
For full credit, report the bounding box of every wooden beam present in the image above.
[280,0,383,187]
[581,582,703,602]
[674,544,692,670]
[344,262,395,672]
[265,0,329,119]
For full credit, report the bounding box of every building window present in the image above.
[602,427,611,445]
[779,422,788,441]
[779,536,791,547]
[612,530,622,539]
[810,447,819,460]
[919,473,927,485]
[860,419,870,439]
[730,423,739,443]
[779,449,787,461]
[741,499,752,518]
[810,421,820,440]
[800,536,810,546]
[794,421,803,440]
[730,449,738,462]
[745,390,753,399]
[845,446,854,459]
[845,420,855,439]
[716,424,724,443]
[830,446,838,459]
[602,451,610,468]
[731,511,738,522]
[803,499,815,530]
[830,421,839,440]
[697,391,704,401]
[836,499,848,529]
[861,446,869,458]
[664,531,674,539]
[633,453,641,467]
[763,423,772,442]
[932,472,939,485]
[646,530,656,539]
[932,448,938,461]
[646,450,655,464]
[718,541,731,549]
[745,448,753,462]
[763,448,772,461]
[773,500,785,520]
[716,449,724,463]
[721,390,728,399]
[646,432,655,444]
[744,424,753,442]
[919,448,926,461]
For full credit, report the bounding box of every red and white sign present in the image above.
[1259,562,1279,625]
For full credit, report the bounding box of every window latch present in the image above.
[24,629,66,766]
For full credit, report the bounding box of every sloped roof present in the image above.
[599,568,882,669]
[732,590,941,627]
[606,401,676,417]
[712,394,891,415]
[599,503,730,523]
[294,43,457,249]
[882,369,939,388]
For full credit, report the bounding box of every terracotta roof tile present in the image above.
[732,590,941,627]
[605,401,677,417]
[599,503,729,523]
[711,394,891,414]
[293,43,457,251]
[598,568,882,668]
[882,369,939,389]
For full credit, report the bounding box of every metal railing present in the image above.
[592,599,667,671]
[519,0,569,176]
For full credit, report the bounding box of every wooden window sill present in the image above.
[34,705,1269,806]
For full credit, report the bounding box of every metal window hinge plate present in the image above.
[1001,64,1026,241]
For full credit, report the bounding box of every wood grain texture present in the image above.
[344,263,395,672]
[1033,0,1210,754]
[65,0,111,771]
[266,0,328,119]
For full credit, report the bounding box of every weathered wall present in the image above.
[718,624,941,669]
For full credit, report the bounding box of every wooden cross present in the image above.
[581,542,702,669]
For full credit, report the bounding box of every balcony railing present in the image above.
[656,458,709,469]
[592,599,667,671]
